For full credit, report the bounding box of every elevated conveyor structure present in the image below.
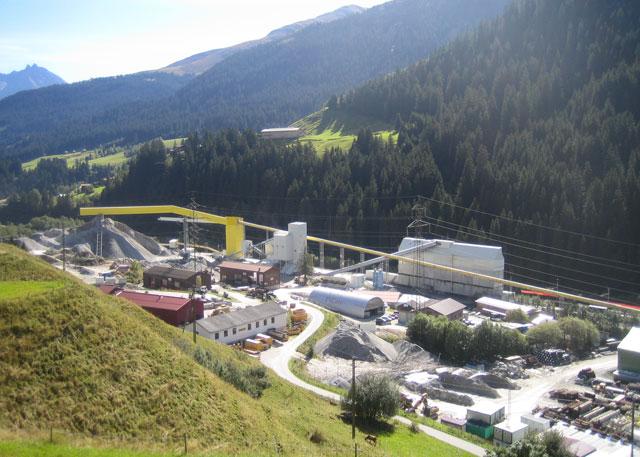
[80,205,636,311]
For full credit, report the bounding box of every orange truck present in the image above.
[244,338,268,351]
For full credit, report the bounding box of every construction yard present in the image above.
[11,208,639,456]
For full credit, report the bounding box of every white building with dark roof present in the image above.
[196,302,287,344]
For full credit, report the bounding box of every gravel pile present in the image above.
[314,322,398,362]
[423,386,474,406]
[393,340,437,371]
[15,237,48,253]
[438,372,500,398]
[471,372,519,390]
[65,217,168,260]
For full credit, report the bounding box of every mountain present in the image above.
[0,64,65,100]
[160,5,365,76]
[0,0,510,160]
[102,0,640,302]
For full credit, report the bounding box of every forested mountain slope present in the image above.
[0,72,192,160]
[101,0,640,302]
[0,64,65,100]
[329,0,640,271]
[0,0,509,160]
[171,0,508,134]
[160,5,364,76]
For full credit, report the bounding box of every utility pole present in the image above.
[351,357,356,440]
[62,225,66,272]
[192,297,197,343]
[631,394,636,457]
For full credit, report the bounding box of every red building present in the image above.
[97,286,203,326]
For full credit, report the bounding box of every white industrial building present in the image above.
[615,327,640,382]
[260,127,303,140]
[309,287,385,319]
[196,302,287,344]
[395,238,504,298]
[264,221,307,276]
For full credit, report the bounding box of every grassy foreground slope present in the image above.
[294,108,397,154]
[0,244,357,455]
[0,244,469,456]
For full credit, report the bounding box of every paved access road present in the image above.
[260,297,486,456]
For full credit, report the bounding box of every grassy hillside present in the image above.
[21,138,184,171]
[294,108,397,154]
[21,149,129,171]
[0,244,468,456]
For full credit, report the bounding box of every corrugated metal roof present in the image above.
[309,287,384,317]
[97,284,120,295]
[219,261,277,273]
[197,302,285,333]
[144,265,200,280]
[115,290,194,311]
[261,128,300,133]
[358,290,402,303]
[475,296,534,314]
[618,327,640,354]
[428,298,465,316]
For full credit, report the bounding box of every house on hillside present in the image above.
[143,266,211,290]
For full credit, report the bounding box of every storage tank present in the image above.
[373,269,384,290]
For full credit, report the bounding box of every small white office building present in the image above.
[196,302,287,344]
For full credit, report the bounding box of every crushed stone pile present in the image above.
[315,322,398,362]
[438,372,499,398]
[65,217,168,261]
[14,237,48,253]
[31,232,61,250]
[393,340,437,371]
[471,373,519,390]
[423,386,474,406]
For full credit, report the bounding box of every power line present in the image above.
[417,194,640,248]
[424,216,640,274]
[194,200,640,271]
[191,190,640,248]
[428,227,639,301]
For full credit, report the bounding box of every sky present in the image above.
[0,0,388,83]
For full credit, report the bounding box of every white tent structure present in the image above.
[309,287,384,319]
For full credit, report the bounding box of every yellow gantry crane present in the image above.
[80,205,636,311]
[80,205,245,257]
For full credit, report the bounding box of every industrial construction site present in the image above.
[13,204,640,457]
